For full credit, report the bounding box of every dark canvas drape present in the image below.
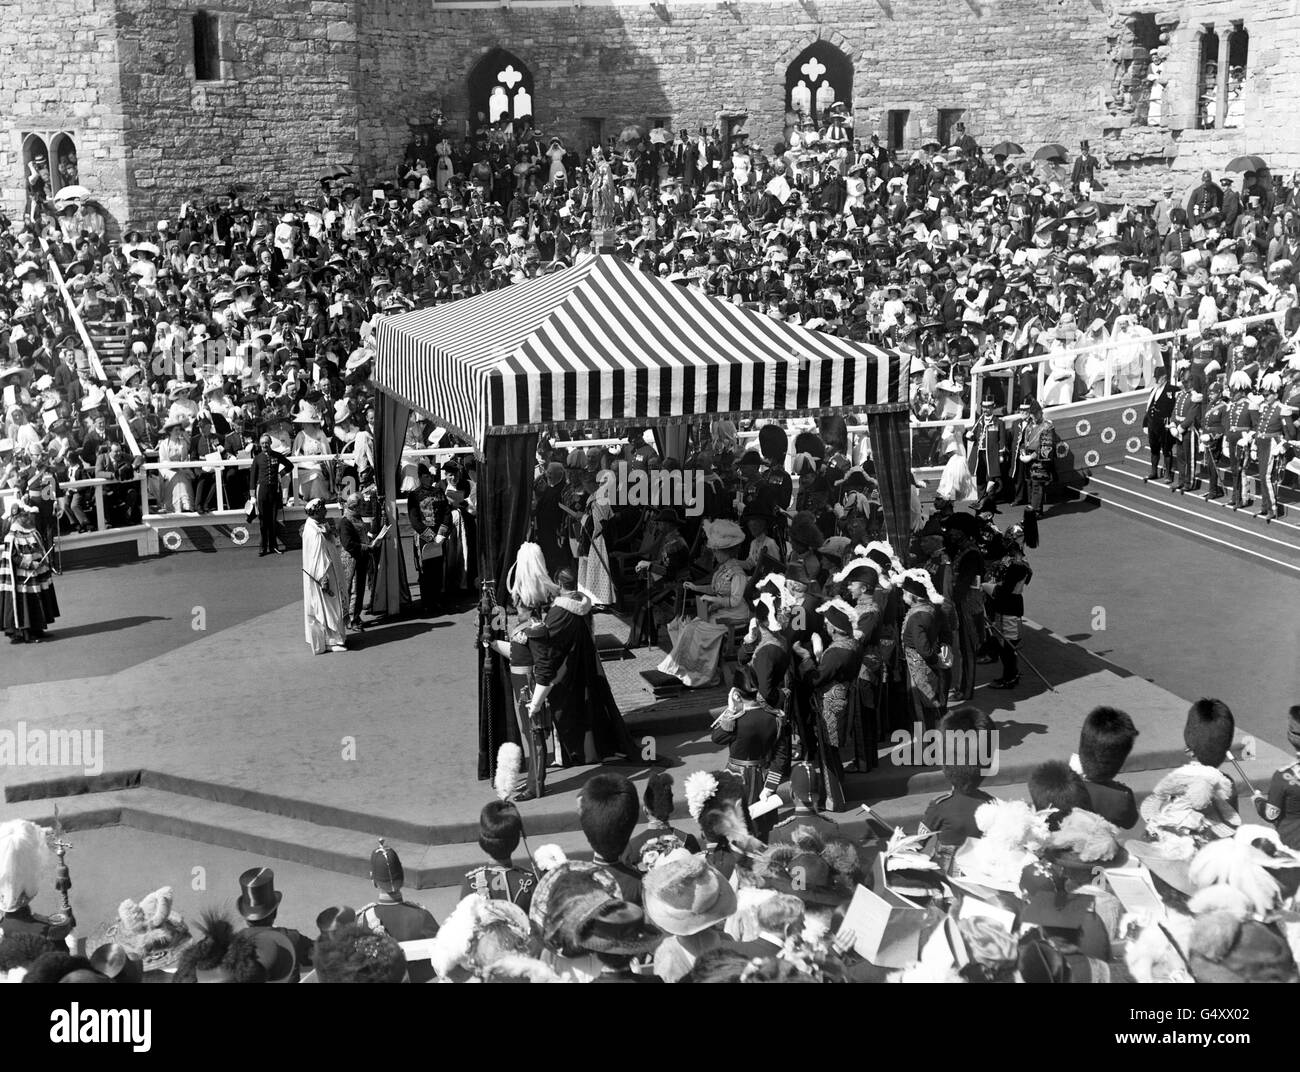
[372,388,411,617]
[866,409,912,545]
[477,430,539,780]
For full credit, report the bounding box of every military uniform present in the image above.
[1169,385,1201,491]
[1254,760,1300,850]
[357,897,441,940]
[1200,395,1228,499]
[920,788,993,847]
[767,807,841,845]
[1225,394,1255,507]
[1254,397,1294,517]
[459,862,538,910]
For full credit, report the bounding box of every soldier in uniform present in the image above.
[358,840,441,939]
[1252,706,1300,850]
[1200,379,1228,501]
[710,663,791,821]
[920,706,996,857]
[1011,397,1056,513]
[1168,369,1202,493]
[0,819,71,943]
[459,802,538,910]
[967,396,1006,514]
[1254,372,1295,519]
[767,761,840,845]
[1225,370,1256,509]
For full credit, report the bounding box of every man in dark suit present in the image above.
[249,433,291,555]
[237,866,313,981]
[1069,139,1099,192]
[1142,365,1176,482]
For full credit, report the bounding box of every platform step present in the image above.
[1076,459,1300,574]
[8,750,1287,890]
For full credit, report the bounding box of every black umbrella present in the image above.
[1225,154,1268,174]
[1034,143,1069,163]
[320,167,353,181]
[990,141,1025,158]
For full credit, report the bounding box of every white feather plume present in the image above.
[494,743,523,803]
[533,844,567,872]
[684,771,719,821]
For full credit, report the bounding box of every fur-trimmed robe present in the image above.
[533,590,638,765]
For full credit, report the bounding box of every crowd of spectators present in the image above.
[5,108,1300,537]
[2,690,1297,983]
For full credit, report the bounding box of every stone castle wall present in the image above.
[111,0,362,230]
[4,1,1300,230]
[356,0,1118,178]
[1,0,131,236]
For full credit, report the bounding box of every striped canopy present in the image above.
[373,254,906,447]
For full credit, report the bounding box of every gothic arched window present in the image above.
[469,49,536,128]
[785,42,853,124]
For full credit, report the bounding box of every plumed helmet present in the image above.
[369,839,404,892]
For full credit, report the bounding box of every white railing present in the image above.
[41,242,143,458]
[134,445,475,522]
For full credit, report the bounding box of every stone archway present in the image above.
[468,48,536,130]
[784,40,855,125]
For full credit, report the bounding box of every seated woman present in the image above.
[657,519,749,688]
[685,519,749,624]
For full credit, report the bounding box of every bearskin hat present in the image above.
[578,773,641,860]
[643,772,676,823]
[1078,706,1139,782]
[793,430,826,460]
[1184,698,1235,767]
[940,704,996,794]
[758,422,788,462]
[1027,760,1092,830]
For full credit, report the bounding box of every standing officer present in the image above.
[357,840,440,941]
[1225,370,1256,509]
[1254,372,1295,519]
[967,396,1006,514]
[249,433,292,556]
[1169,369,1202,493]
[357,839,440,982]
[1200,380,1228,501]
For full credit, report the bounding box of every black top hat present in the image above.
[237,867,283,921]
[655,506,684,527]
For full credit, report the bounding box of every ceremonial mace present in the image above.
[47,805,78,953]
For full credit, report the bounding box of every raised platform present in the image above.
[3,571,1289,890]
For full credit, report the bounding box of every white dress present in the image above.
[302,517,346,654]
[292,427,331,503]
[1040,341,1077,407]
[577,498,616,606]
[157,435,193,512]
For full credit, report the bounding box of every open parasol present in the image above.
[921,140,942,152]
[618,124,645,145]
[1225,154,1268,173]
[1033,144,1069,163]
[648,128,672,145]
[990,141,1025,158]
